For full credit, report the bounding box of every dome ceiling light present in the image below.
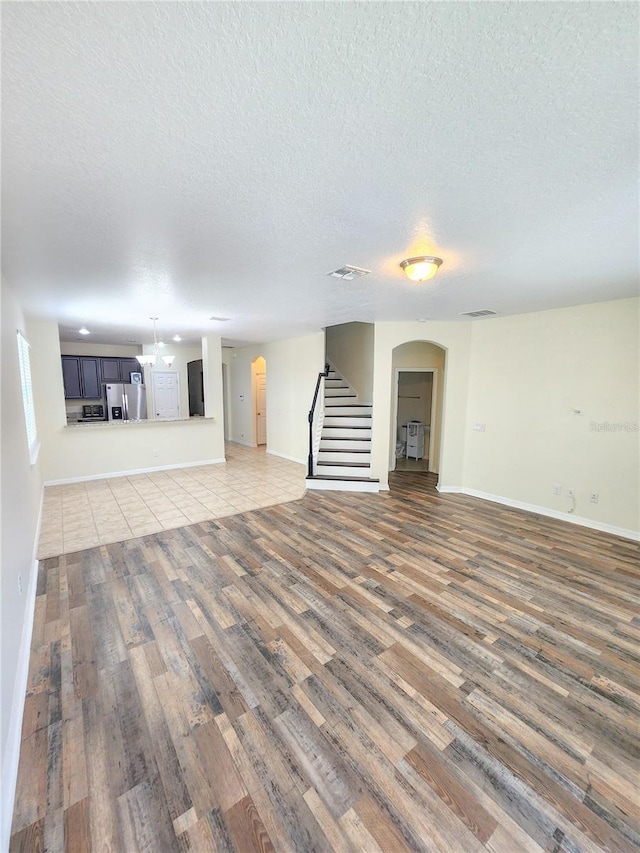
[400,256,443,282]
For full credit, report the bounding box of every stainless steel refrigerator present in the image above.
[104,383,147,421]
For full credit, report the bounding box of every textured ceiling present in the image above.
[2,2,638,347]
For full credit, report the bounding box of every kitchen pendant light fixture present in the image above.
[400,255,443,282]
[136,317,176,367]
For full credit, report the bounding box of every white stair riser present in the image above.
[320,439,371,450]
[323,417,372,427]
[322,427,372,438]
[316,464,371,477]
[324,378,348,386]
[323,405,372,415]
[306,478,380,493]
[325,387,356,397]
[318,451,371,463]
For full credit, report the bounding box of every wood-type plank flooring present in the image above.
[11,472,640,852]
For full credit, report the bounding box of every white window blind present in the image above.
[17,330,39,462]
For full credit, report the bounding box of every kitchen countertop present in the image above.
[65,416,215,428]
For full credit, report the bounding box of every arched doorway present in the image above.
[251,356,267,446]
[389,341,446,475]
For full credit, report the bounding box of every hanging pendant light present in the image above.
[136,318,175,367]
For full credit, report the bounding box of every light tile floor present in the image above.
[37,443,306,558]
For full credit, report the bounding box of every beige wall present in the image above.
[463,298,640,533]
[325,322,375,402]
[372,322,472,489]
[225,333,325,463]
[391,342,446,472]
[30,319,225,483]
[1,282,43,845]
[60,341,141,357]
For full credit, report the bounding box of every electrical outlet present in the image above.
[553,484,561,496]
[18,574,23,595]
[567,488,575,498]
[473,423,485,432]
[153,449,159,457]
[590,492,599,503]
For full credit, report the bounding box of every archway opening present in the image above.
[390,341,446,477]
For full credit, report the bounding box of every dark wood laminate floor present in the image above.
[11,473,640,852]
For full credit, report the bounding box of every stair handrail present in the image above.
[308,363,330,476]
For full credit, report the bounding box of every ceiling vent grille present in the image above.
[326,265,371,280]
[460,309,498,318]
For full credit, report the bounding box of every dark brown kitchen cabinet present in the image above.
[62,357,82,398]
[119,358,141,383]
[99,357,140,383]
[62,355,143,398]
[80,358,101,398]
[101,359,121,382]
[62,356,101,399]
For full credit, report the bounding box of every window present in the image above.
[17,330,39,464]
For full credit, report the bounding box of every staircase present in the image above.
[306,367,380,492]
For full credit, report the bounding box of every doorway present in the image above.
[222,363,230,440]
[187,359,204,416]
[394,367,438,471]
[152,371,181,420]
[252,356,267,446]
[392,368,438,472]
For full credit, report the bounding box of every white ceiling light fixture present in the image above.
[173,335,181,342]
[400,256,443,282]
[78,327,90,335]
[136,317,176,367]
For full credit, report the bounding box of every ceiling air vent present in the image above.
[326,265,371,280]
[460,309,498,318]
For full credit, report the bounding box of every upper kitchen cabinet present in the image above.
[62,356,82,398]
[100,358,121,382]
[100,357,141,383]
[62,354,144,398]
[120,358,141,383]
[62,356,101,399]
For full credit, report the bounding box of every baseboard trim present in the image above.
[436,485,639,542]
[44,458,226,486]
[266,449,306,466]
[228,437,256,448]
[1,489,44,850]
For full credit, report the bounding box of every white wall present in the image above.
[325,322,375,402]
[372,322,472,489]
[1,282,43,848]
[30,320,225,483]
[225,332,325,464]
[463,298,640,535]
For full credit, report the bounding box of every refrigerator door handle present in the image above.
[123,393,129,421]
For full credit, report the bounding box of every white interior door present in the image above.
[152,371,180,420]
[256,372,267,444]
